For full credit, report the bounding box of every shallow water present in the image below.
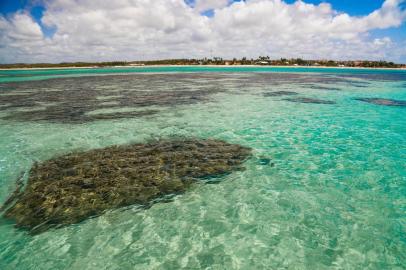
[0,68,405,269]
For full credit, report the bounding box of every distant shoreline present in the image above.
[1,65,405,71]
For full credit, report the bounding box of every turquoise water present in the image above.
[0,68,405,269]
[1,65,406,83]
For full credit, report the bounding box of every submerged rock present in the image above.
[258,158,271,165]
[263,91,299,97]
[0,73,367,123]
[0,74,224,123]
[284,97,336,105]
[355,98,406,107]
[301,85,341,91]
[2,139,251,233]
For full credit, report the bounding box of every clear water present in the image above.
[0,68,405,269]
[1,66,406,83]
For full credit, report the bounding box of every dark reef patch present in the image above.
[0,74,226,123]
[251,73,353,87]
[284,97,336,104]
[349,83,370,88]
[0,73,364,123]
[263,91,299,97]
[355,98,406,107]
[2,139,251,233]
[338,73,406,82]
[258,158,271,166]
[301,84,341,91]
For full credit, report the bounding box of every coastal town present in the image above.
[1,57,404,69]
[134,57,405,68]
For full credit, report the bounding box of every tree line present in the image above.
[0,58,403,69]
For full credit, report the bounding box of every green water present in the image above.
[0,68,405,269]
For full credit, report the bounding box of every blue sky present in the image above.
[0,0,405,63]
[284,0,385,15]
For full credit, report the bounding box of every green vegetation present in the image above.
[0,58,404,69]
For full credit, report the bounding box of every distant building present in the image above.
[353,61,363,67]
[256,60,271,65]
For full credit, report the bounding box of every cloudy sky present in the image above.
[0,0,405,63]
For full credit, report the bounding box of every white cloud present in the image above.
[194,0,230,12]
[373,37,392,46]
[0,0,405,63]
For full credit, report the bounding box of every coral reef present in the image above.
[284,97,336,104]
[263,91,299,97]
[355,98,406,107]
[0,73,366,123]
[2,139,251,233]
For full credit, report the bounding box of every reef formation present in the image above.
[355,98,406,107]
[302,85,341,91]
[0,74,224,123]
[284,97,336,104]
[2,139,251,233]
[0,73,374,123]
[263,91,299,97]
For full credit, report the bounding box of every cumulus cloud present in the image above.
[0,0,405,63]
[194,0,230,12]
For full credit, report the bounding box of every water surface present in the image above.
[0,67,405,269]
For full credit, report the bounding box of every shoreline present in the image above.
[1,65,405,71]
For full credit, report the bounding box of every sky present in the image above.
[0,0,405,63]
